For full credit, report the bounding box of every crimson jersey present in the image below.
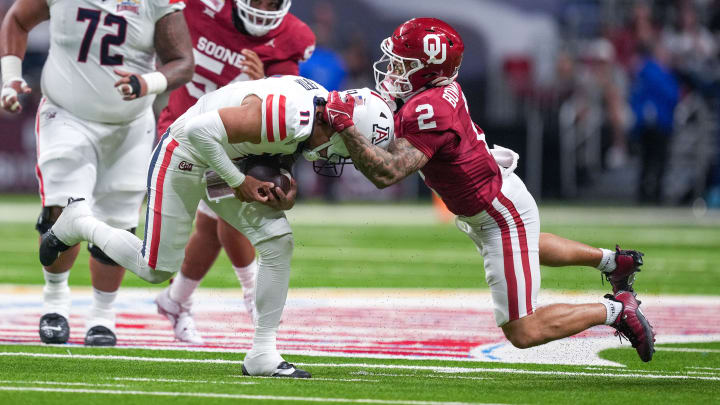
[396,82,502,217]
[157,0,315,133]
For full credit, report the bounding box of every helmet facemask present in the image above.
[234,0,291,37]
[302,133,352,177]
[373,38,424,100]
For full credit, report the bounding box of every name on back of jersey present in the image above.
[442,83,460,108]
[197,36,245,69]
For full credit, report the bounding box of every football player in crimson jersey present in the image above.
[154,0,315,344]
[328,18,655,362]
[1,0,193,346]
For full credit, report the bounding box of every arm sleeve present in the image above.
[186,110,246,188]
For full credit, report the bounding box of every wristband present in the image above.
[1,55,23,83]
[128,75,142,96]
[141,71,167,95]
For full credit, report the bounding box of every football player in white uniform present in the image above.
[0,0,193,346]
[38,76,394,377]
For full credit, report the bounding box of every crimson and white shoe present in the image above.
[606,245,644,294]
[606,290,655,362]
[155,288,204,345]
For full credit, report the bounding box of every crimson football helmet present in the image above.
[235,0,292,36]
[374,18,464,100]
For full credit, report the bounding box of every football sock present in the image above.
[234,259,257,291]
[87,288,117,330]
[169,272,200,305]
[245,234,292,375]
[42,269,71,318]
[596,248,617,273]
[602,298,623,325]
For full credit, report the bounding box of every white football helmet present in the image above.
[303,88,395,177]
[235,0,292,37]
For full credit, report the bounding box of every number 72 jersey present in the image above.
[41,0,184,124]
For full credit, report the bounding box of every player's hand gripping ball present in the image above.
[243,156,292,198]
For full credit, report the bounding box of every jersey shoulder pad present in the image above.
[279,14,316,61]
[149,0,186,22]
[259,79,319,146]
[400,87,457,135]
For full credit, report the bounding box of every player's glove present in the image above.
[324,91,355,133]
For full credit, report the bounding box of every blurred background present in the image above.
[2,0,720,209]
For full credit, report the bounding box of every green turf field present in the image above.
[1,195,719,294]
[1,195,719,404]
[0,343,718,404]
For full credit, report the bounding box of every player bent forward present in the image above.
[330,18,655,361]
[38,75,394,376]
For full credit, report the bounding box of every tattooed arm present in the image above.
[339,126,428,189]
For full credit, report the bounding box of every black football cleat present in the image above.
[242,361,311,378]
[606,245,644,294]
[84,325,117,347]
[39,313,70,344]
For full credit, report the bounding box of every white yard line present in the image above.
[0,380,127,388]
[687,366,720,371]
[1,352,718,381]
[112,377,255,385]
[351,372,491,381]
[0,386,503,405]
[657,348,720,353]
[230,375,379,383]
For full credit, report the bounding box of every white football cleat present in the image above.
[155,288,204,345]
[241,350,310,378]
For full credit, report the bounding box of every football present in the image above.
[243,156,292,197]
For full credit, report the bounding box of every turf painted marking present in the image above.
[0,386,504,405]
[1,352,718,382]
[2,288,719,367]
[112,377,255,385]
[658,347,720,353]
[230,375,379,383]
[0,380,127,388]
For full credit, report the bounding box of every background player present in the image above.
[0,0,193,346]
[327,18,655,362]
[39,76,394,376]
[155,0,315,344]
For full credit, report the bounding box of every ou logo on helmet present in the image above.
[423,34,447,64]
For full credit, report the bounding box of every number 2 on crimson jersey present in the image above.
[416,104,437,130]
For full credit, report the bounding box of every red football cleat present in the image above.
[606,245,644,294]
[607,291,656,362]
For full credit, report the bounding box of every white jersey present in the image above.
[41,0,184,124]
[171,75,328,163]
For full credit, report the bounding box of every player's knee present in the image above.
[256,234,294,267]
[502,319,541,349]
[35,206,64,234]
[145,269,174,284]
[87,228,135,267]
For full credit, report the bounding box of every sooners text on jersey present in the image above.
[396,82,502,217]
[157,0,315,134]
